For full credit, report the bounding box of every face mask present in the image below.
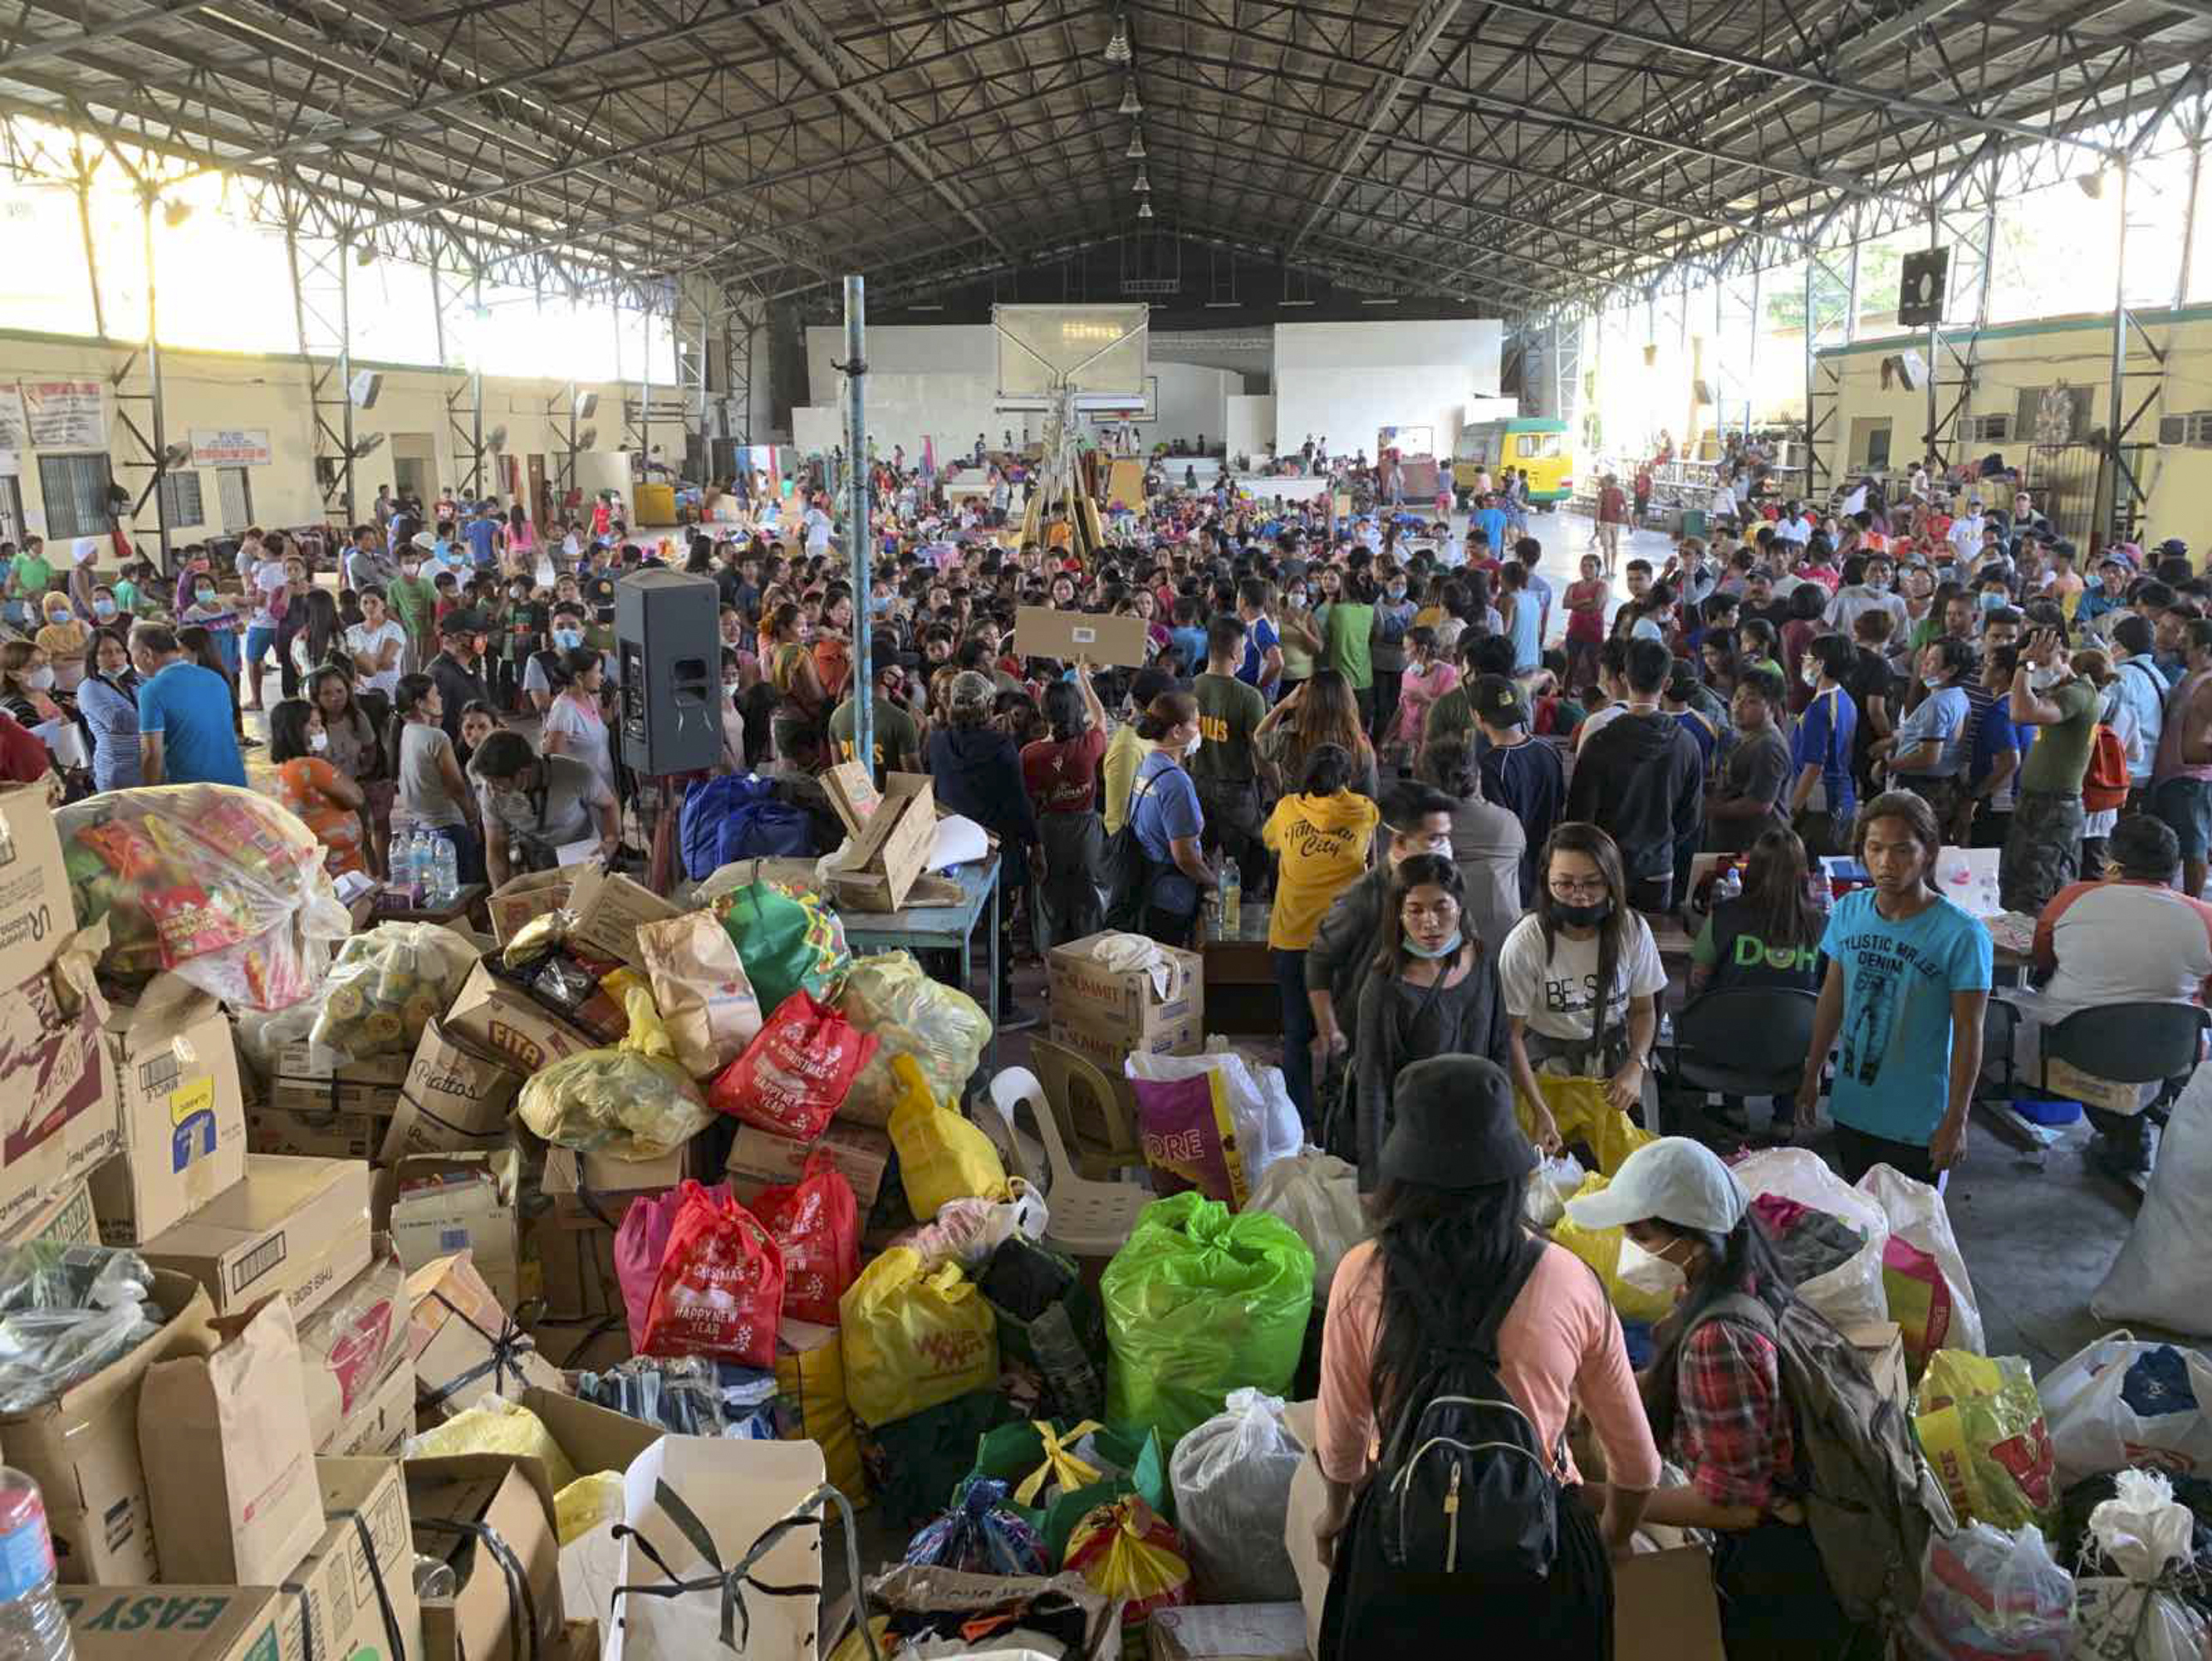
[1801,662,1821,688]
[870,593,893,613]
[1554,897,1610,928]
[400,563,420,579]
[2029,665,2064,692]
[307,731,329,753]
[23,667,54,692]
[195,588,215,605]
[1387,584,1407,600]
[47,608,68,625]
[1979,591,2006,611]
[1868,577,1890,593]
[1288,589,1308,605]
[491,790,532,820]
[1617,1237,1688,1304]
[553,628,583,649]
[92,599,115,619]
[1402,928,1463,960]
[1182,731,1203,758]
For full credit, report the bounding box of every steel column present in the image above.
[432,245,487,502]
[1803,236,1859,502]
[286,204,360,522]
[842,274,871,781]
[140,190,170,568]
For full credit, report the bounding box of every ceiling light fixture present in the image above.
[1136,200,1154,219]
[1103,13,1131,62]
[1118,82,1143,116]
[1126,135,1146,159]
[1133,168,1150,193]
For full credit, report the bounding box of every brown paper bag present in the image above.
[635,912,763,1079]
[137,1294,325,1586]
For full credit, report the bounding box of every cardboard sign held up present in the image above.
[1015,605,1150,669]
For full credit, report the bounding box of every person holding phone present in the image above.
[2002,624,2099,914]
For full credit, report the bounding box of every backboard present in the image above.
[994,304,1150,411]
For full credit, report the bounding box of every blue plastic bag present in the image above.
[680,774,812,879]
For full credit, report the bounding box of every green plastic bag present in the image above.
[970,1419,1171,1561]
[858,1389,1013,1531]
[1101,1193,1314,1453]
[716,879,851,1015]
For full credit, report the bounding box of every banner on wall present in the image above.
[0,387,25,451]
[21,380,105,448]
[190,428,272,467]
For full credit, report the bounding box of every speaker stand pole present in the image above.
[843,274,872,781]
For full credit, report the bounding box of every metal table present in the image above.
[836,855,1003,1076]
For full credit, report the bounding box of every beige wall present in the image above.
[1816,302,2212,534]
[0,328,645,546]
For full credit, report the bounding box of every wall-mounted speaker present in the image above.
[349,370,383,409]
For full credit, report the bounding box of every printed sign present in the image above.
[0,386,25,450]
[190,428,272,467]
[21,380,104,448]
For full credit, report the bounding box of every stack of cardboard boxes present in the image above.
[1045,931,1205,1075]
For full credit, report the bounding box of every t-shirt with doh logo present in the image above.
[1498,913,1670,1044]
[1263,790,1381,949]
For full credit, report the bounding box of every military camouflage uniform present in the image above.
[1999,787,2083,914]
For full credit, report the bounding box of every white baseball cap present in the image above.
[1563,1137,1748,1235]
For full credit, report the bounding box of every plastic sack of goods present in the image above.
[517,984,712,1159]
[0,1243,164,1411]
[57,782,351,1008]
[835,951,991,1127]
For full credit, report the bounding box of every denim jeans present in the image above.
[1274,948,1317,1124]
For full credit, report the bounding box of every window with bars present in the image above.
[35,453,111,541]
[158,471,205,527]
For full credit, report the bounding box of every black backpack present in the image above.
[1370,1234,1562,1580]
[1101,767,1163,930]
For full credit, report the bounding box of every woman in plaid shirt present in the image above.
[1567,1139,1870,1659]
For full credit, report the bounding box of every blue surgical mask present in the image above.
[194,587,215,604]
[1403,928,1463,960]
[553,628,583,649]
[93,599,115,618]
[871,593,893,613]
[1979,590,2006,611]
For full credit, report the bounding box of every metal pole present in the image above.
[470,267,485,502]
[141,190,171,571]
[845,274,871,781]
[2105,160,2132,549]
[338,230,356,525]
[76,159,105,341]
[1925,199,1941,470]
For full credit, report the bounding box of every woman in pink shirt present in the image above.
[1312,1056,1660,1657]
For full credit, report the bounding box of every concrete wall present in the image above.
[1271,319,1503,459]
[1225,394,1275,461]
[1816,302,2212,535]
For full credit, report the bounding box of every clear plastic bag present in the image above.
[1523,1154,1588,1229]
[836,951,992,1127]
[1907,1521,2072,1660]
[0,1243,162,1411]
[889,1183,1051,1273]
[1168,1388,1304,1603]
[57,783,351,1010]
[307,922,478,1064]
[1246,1150,1366,1303]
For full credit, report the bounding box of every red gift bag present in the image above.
[709,989,878,1140]
[751,1152,861,1327]
[640,1180,786,1367]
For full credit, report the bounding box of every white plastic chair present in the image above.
[984,1066,1150,1260]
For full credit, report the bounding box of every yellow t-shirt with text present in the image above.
[1263,789,1381,949]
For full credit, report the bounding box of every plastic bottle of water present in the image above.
[0,1471,76,1661]
[1219,858,1242,938]
[431,835,459,905]
[396,830,422,897]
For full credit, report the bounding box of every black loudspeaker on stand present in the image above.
[614,569,722,775]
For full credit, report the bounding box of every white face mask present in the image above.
[23,667,54,692]
[1616,1236,1688,1306]
[2029,665,2064,692]
[307,731,329,753]
[1182,730,1203,758]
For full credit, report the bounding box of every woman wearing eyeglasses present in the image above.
[1498,823,1667,1155]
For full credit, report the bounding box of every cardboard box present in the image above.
[376,1021,522,1164]
[1047,1016,1204,1075]
[723,1120,891,1211]
[299,1252,409,1451]
[0,936,120,1237]
[0,778,78,989]
[1016,603,1150,669]
[390,1149,524,1310]
[530,1213,625,1328]
[513,1387,660,1497]
[484,869,572,946]
[60,1586,284,1661]
[2,1172,97,1248]
[278,1458,422,1661]
[267,1045,410,1118]
[246,1101,391,1161]
[409,1457,564,1661]
[405,1253,565,1420]
[822,765,937,912]
[1615,1546,1724,1661]
[541,1144,689,1202]
[321,1352,415,1458]
[140,1296,326,1588]
[2,1268,216,1585]
[485,862,682,969]
[143,1154,373,1323]
[1150,1604,1308,1660]
[443,960,610,1075]
[1047,933,1204,1037]
[94,989,248,1244]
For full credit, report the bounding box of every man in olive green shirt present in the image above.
[1193,615,1267,884]
[829,641,923,786]
[2002,625,2100,914]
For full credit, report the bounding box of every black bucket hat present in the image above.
[1377,1056,1537,1189]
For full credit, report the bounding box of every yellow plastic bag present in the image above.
[1913,1350,2059,1532]
[838,1246,998,1428]
[1549,1173,1678,1324]
[406,1395,577,1492]
[1063,1496,1191,1635]
[886,1054,1009,1218]
[516,984,712,1159]
[775,1325,866,1508]
[554,1471,625,1546]
[1523,1075,1656,1177]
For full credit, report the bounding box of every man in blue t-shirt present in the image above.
[1234,580,1282,695]
[130,623,246,787]
[1472,495,1508,559]
[1800,789,1991,1183]
[462,503,503,569]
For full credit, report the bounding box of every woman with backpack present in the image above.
[1111,690,1217,947]
[1314,1054,1660,1657]
[1565,1137,1881,1658]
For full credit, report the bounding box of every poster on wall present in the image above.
[22,381,105,448]
[0,387,25,451]
[190,428,272,467]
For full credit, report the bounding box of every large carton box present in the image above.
[61,1586,284,1661]
[390,1149,525,1310]
[530,1211,625,1329]
[376,1021,522,1164]
[484,869,571,946]
[1047,933,1204,1040]
[1150,1604,1307,1661]
[298,1252,410,1451]
[405,1253,565,1419]
[1,1268,217,1584]
[485,864,680,968]
[822,765,937,912]
[278,1458,422,1661]
[2,1173,97,1249]
[1047,1015,1203,1075]
[245,1100,391,1161]
[1614,1546,1725,1661]
[443,960,612,1075]
[0,779,78,989]
[723,1120,891,1210]
[0,934,120,1237]
[541,1143,690,1207]
[267,1045,410,1117]
[94,988,248,1245]
[142,1155,373,1323]
[409,1457,564,1661]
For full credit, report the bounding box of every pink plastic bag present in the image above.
[615,1184,706,1351]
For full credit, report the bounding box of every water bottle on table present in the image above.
[0,1470,76,1661]
[1220,858,1242,938]
[431,835,459,905]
